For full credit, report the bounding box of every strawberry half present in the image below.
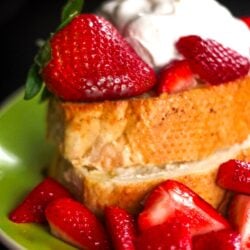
[9,177,71,223]
[138,180,230,235]
[157,59,197,94]
[216,159,250,195]
[45,198,110,249]
[176,35,250,85]
[136,221,192,250]
[42,14,156,102]
[105,206,136,250]
[192,229,241,250]
[228,194,250,249]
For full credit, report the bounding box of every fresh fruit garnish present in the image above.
[192,229,241,250]
[176,35,250,85]
[105,206,136,250]
[9,177,71,223]
[216,159,250,195]
[241,17,250,28]
[228,194,250,249]
[42,14,156,102]
[138,180,230,235]
[136,221,192,250]
[45,197,110,249]
[157,59,197,94]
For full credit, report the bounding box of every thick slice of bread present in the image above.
[47,77,250,171]
[48,136,250,215]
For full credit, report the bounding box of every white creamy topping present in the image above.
[100,0,250,69]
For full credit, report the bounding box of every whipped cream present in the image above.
[100,0,250,69]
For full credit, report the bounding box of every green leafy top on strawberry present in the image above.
[24,0,84,100]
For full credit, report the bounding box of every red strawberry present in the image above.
[192,229,241,250]
[45,197,110,249]
[42,14,156,102]
[216,159,250,195]
[228,194,250,249]
[9,177,71,223]
[157,59,197,94]
[176,35,250,85]
[138,180,230,235]
[136,221,192,250]
[241,17,250,28]
[105,206,136,250]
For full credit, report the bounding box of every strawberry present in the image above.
[192,229,241,250]
[216,159,250,195]
[228,194,250,249]
[105,206,136,250]
[241,17,250,28]
[138,180,230,235]
[176,35,250,85]
[45,197,110,250]
[42,14,156,102]
[157,59,197,94]
[136,221,192,250]
[9,177,71,223]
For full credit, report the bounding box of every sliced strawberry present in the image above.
[9,177,71,223]
[176,35,250,85]
[105,206,136,250]
[241,17,250,28]
[216,159,250,195]
[42,14,156,102]
[157,59,197,94]
[228,194,250,249]
[136,221,192,250]
[45,198,110,249]
[138,180,230,235]
[192,229,241,250]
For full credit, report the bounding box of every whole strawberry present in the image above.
[176,35,250,85]
[42,14,156,102]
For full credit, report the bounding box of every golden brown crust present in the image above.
[47,77,250,171]
[49,145,250,216]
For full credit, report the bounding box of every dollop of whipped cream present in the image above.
[100,0,250,69]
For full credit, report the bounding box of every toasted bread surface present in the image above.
[47,76,250,171]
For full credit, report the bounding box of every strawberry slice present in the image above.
[45,197,110,249]
[241,17,250,28]
[216,159,250,195]
[9,177,71,223]
[192,229,241,250]
[138,180,230,235]
[42,14,156,102]
[157,59,197,94]
[136,221,192,250]
[105,206,136,250]
[228,194,250,249]
[176,35,250,85]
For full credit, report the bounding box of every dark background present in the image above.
[1,0,250,103]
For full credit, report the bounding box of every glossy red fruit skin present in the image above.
[138,180,230,235]
[216,159,250,195]
[176,35,250,85]
[42,14,156,102]
[157,59,196,94]
[45,198,110,250]
[105,206,136,250]
[9,177,71,223]
[228,194,250,250]
[241,17,250,28]
[136,221,192,250]
[192,229,241,250]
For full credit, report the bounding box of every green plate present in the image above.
[0,90,76,249]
